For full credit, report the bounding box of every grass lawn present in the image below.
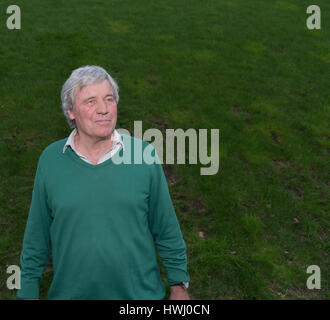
[0,0,329,299]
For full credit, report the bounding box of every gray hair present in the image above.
[61,65,119,128]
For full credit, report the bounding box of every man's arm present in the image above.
[148,150,190,299]
[169,284,190,300]
[17,160,52,300]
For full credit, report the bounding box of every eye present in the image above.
[106,97,115,103]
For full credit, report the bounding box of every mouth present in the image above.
[95,120,111,125]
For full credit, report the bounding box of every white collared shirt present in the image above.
[62,128,124,165]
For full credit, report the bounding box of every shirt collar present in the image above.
[62,128,124,154]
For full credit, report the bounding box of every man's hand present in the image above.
[169,285,190,300]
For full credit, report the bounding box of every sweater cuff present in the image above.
[16,280,40,299]
[167,269,190,286]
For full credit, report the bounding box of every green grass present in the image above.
[0,0,329,299]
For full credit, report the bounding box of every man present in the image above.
[17,65,190,300]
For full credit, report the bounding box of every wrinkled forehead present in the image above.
[74,79,114,101]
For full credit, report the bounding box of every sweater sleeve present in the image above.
[17,160,52,299]
[148,151,190,286]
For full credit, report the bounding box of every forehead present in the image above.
[75,80,114,100]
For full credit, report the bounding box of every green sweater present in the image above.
[17,134,189,300]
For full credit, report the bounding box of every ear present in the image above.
[67,108,75,120]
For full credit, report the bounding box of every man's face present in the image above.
[67,80,117,140]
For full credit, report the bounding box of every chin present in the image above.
[96,128,114,138]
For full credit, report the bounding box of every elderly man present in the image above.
[17,65,190,300]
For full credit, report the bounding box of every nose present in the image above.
[96,100,109,114]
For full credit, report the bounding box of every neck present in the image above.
[74,129,114,163]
